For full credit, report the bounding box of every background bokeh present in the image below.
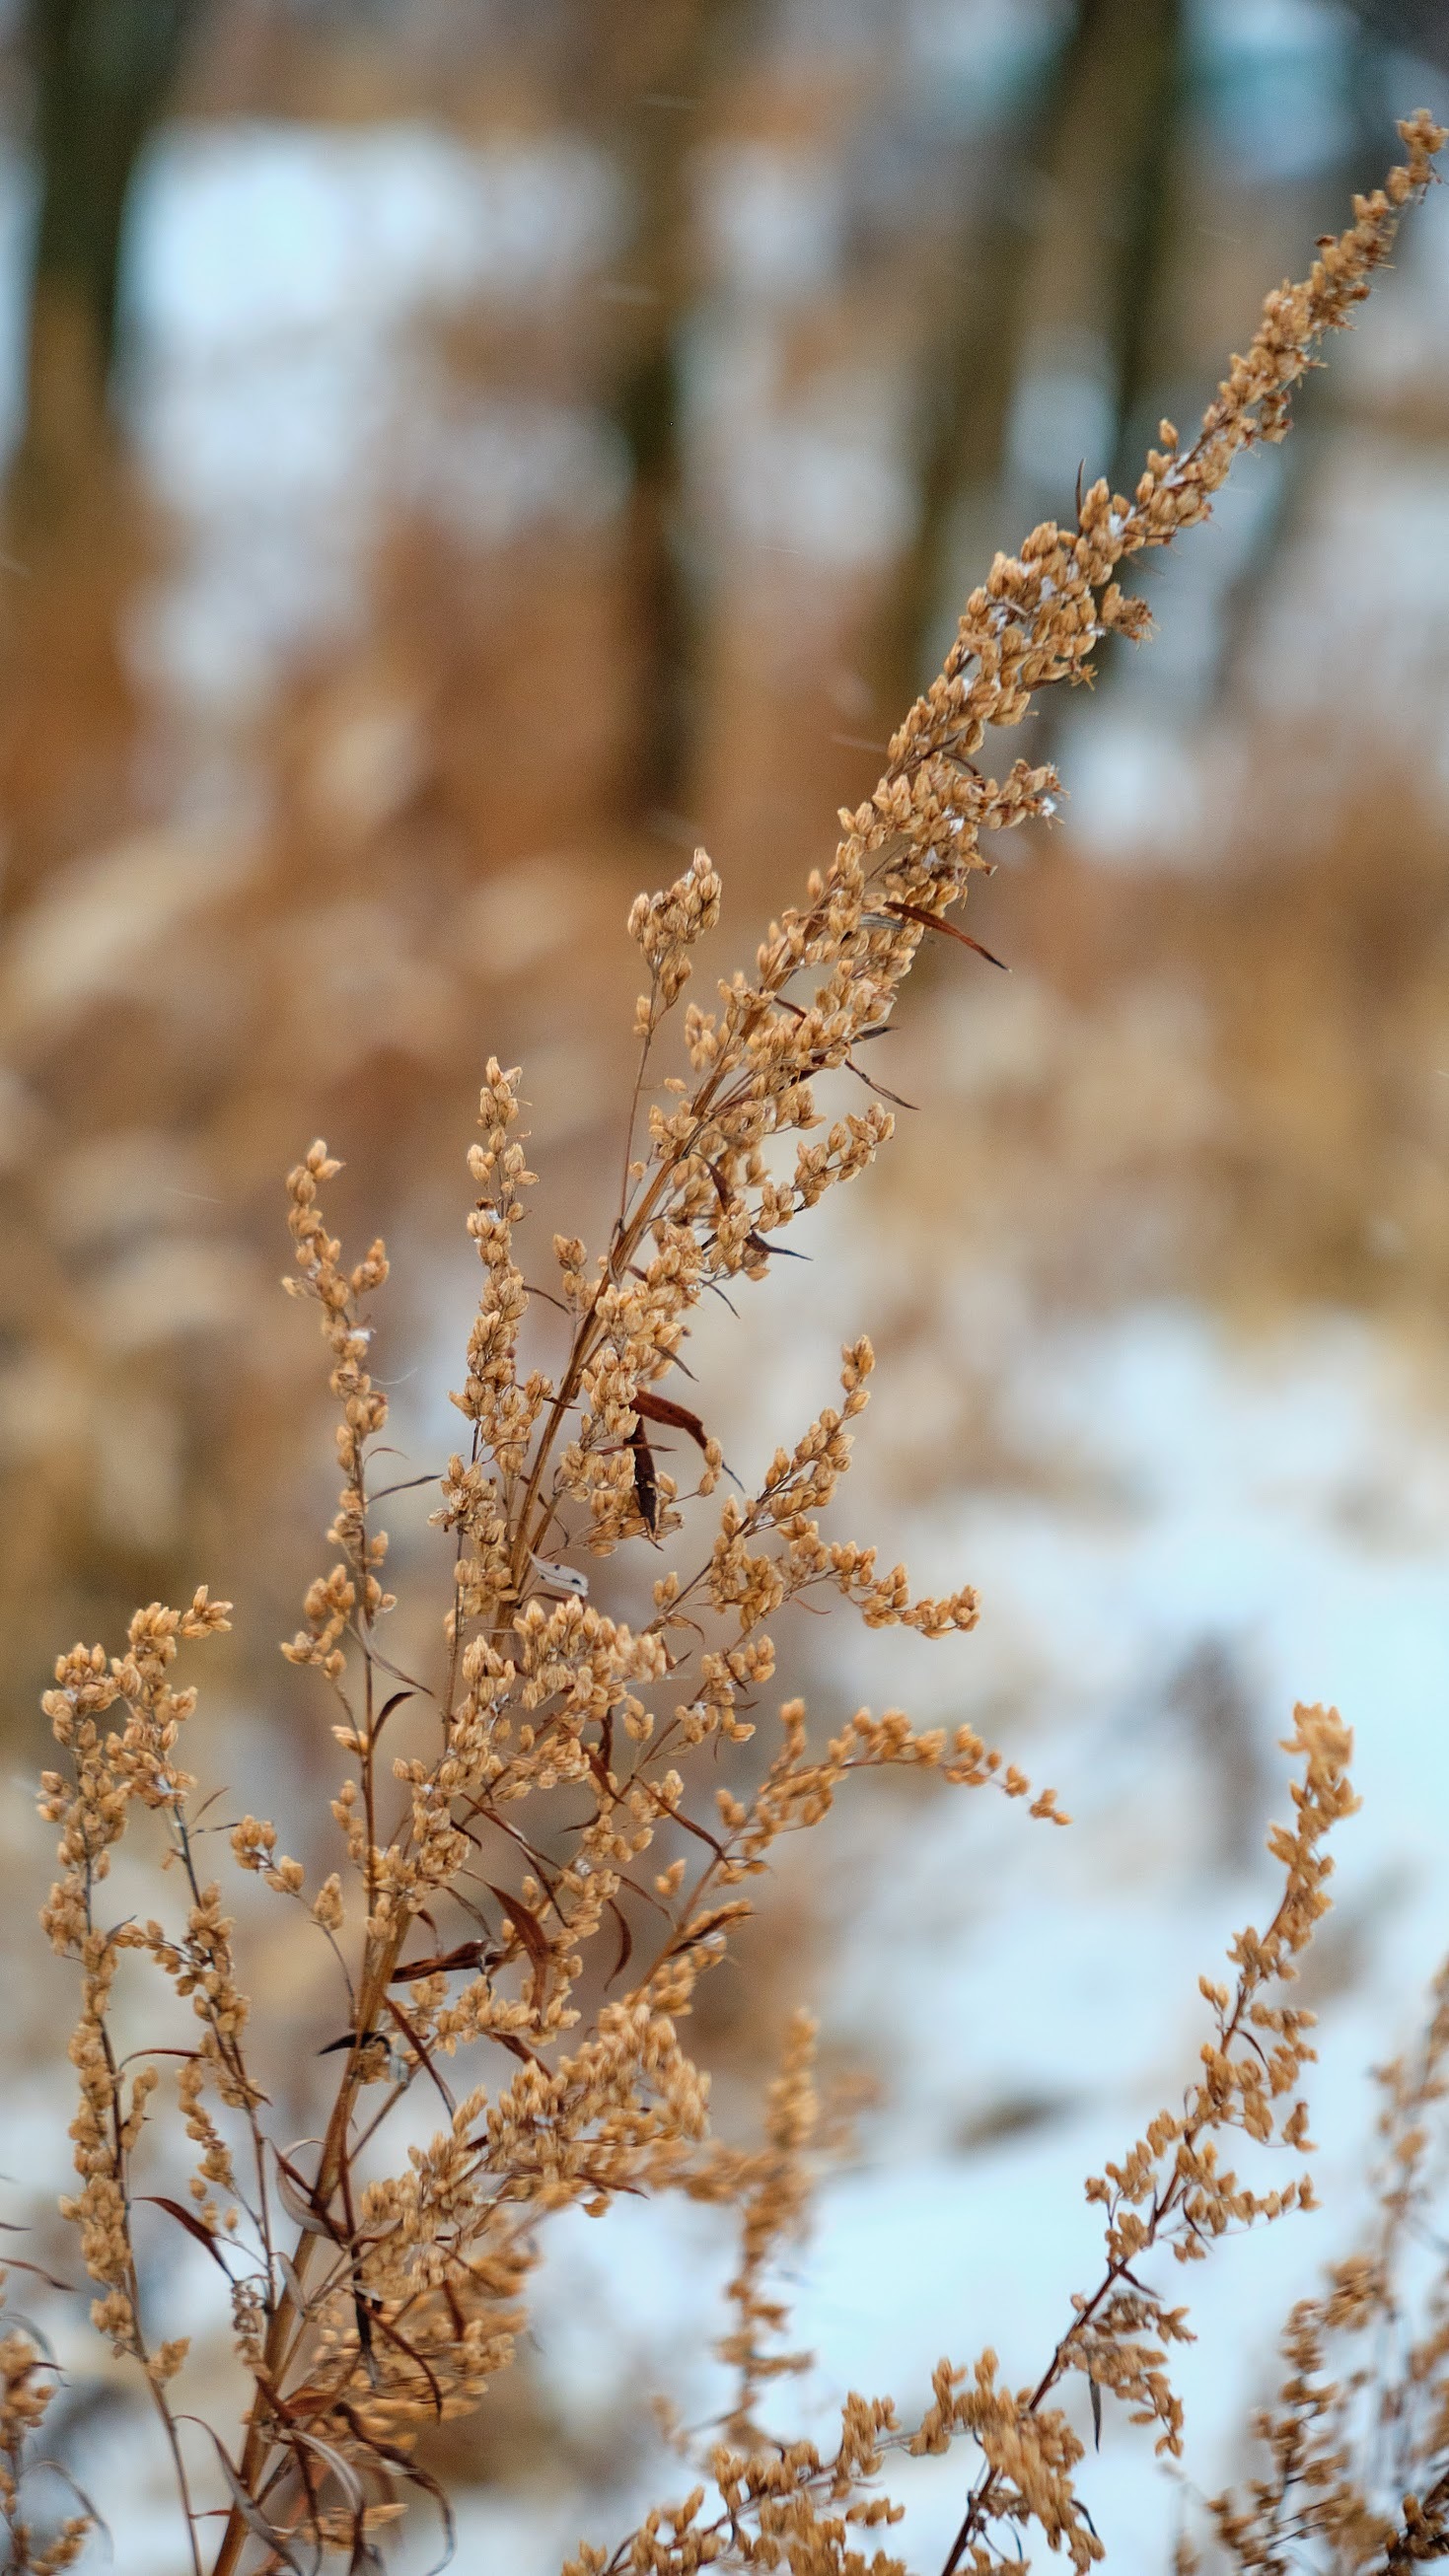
[5,1,1449,2566]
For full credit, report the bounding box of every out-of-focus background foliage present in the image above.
[6,2,1449,2567]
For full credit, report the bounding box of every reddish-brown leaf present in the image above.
[885,896,1008,969]
[0,2252,74,2294]
[337,2408,459,2573]
[371,1687,415,1745]
[368,2306,446,2420]
[383,1996,457,2115]
[743,1229,808,1263]
[202,2434,308,2573]
[387,1941,490,1983]
[660,1802,728,1861]
[586,1745,616,1802]
[605,1897,634,1989]
[481,2027,543,2070]
[137,2195,236,2278]
[273,2149,345,2244]
[674,1899,753,1960]
[488,1884,552,2008]
[633,1386,710,1456]
[294,2428,366,2516]
[842,1056,918,1110]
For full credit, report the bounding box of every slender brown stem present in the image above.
[505,912,848,1599]
[938,1866,1306,2576]
[170,1802,275,2279]
[146,2372,204,2576]
[81,1839,205,2576]
[208,1921,412,2576]
[212,1290,409,2574]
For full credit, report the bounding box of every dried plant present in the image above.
[18,115,1444,2576]
[1201,1953,1449,2575]
[0,2294,91,2573]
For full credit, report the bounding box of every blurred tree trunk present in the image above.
[1031,0,1184,499]
[18,0,204,515]
[576,0,758,814]
[1341,0,1449,72]
[887,0,1185,707]
[1211,19,1408,707]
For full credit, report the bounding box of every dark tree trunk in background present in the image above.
[1102,0,1188,495]
[1342,1,1449,75]
[889,0,1185,707]
[19,0,204,513]
[575,0,760,817]
[1211,18,1411,705]
[1010,0,1183,500]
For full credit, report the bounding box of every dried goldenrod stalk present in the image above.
[571,1700,1355,2576]
[30,111,1444,2576]
[1206,1954,1449,2576]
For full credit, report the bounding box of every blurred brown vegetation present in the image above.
[0,0,1446,1723]
[1,2,1447,2548]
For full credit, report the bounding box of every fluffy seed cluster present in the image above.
[28,118,1442,2576]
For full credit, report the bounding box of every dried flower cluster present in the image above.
[0,2286,90,2574]
[22,115,1444,2576]
[567,1699,1356,2576]
[1200,1947,1449,2576]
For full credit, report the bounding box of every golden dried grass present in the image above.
[5,115,1447,2576]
